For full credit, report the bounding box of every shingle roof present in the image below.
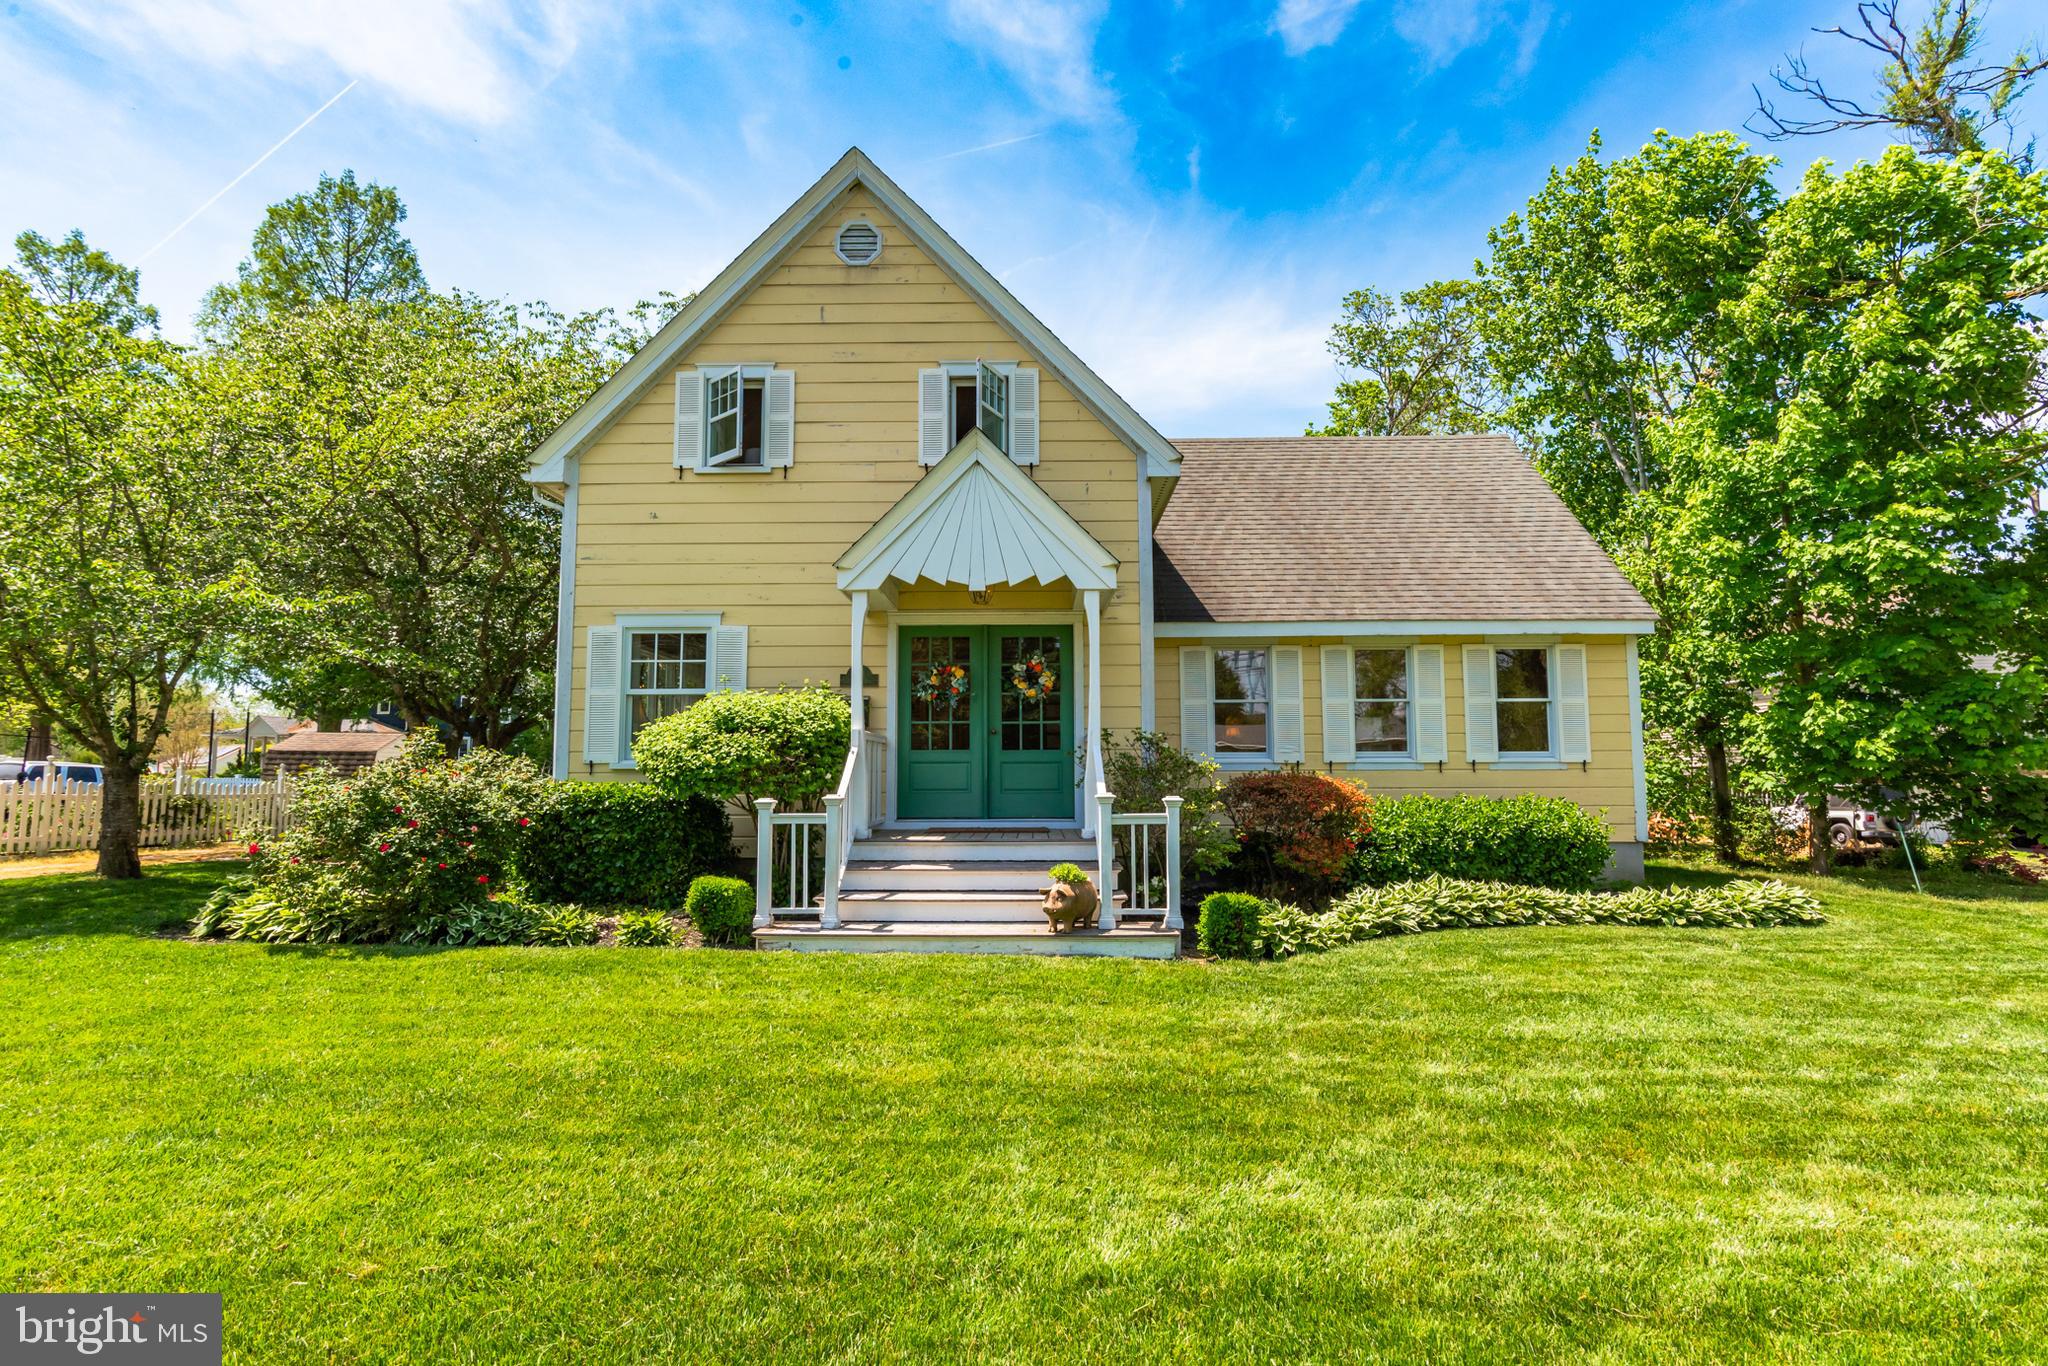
[265,730,406,755]
[1154,436,1655,625]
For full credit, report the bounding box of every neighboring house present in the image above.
[524,148,1655,953]
[260,729,406,780]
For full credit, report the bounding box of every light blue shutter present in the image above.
[711,625,748,691]
[764,369,796,469]
[1008,367,1039,466]
[918,368,947,465]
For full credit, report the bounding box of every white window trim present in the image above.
[692,364,779,475]
[1491,641,1561,765]
[1345,644,1419,768]
[610,613,722,768]
[1210,643,1274,765]
[938,359,1017,456]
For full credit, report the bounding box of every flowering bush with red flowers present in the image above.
[1219,771,1372,904]
[193,735,545,943]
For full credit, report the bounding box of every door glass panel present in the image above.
[909,635,972,751]
[999,634,1062,752]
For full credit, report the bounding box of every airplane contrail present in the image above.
[138,79,359,262]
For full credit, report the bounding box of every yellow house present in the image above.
[525,148,1656,956]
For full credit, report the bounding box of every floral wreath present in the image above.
[914,662,970,706]
[1009,651,1058,701]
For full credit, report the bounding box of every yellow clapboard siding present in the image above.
[1153,636,1642,841]
[565,184,1146,777]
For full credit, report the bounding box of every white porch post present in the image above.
[849,591,868,737]
[752,798,777,929]
[848,589,869,839]
[1082,589,1104,830]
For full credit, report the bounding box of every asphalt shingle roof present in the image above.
[1154,435,1655,625]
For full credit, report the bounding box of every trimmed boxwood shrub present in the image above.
[686,874,755,947]
[633,686,849,811]
[1348,794,1612,891]
[518,782,733,908]
[1197,891,1266,960]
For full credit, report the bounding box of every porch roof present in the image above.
[835,431,1119,595]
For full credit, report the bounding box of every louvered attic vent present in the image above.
[834,220,882,265]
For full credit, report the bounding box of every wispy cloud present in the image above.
[1392,0,1547,73]
[938,0,1115,123]
[932,131,1047,162]
[41,0,596,125]
[1271,0,1366,57]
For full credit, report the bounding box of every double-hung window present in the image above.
[627,629,708,739]
[1213,648,1270,755]
[1353,648,1409,755]
[1494,648,1553,755]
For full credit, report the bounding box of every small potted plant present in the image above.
[1041,861,1100,932]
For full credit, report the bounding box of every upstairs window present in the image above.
[675,365,793,473]
[920,362,1037,466]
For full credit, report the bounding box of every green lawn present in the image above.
[3,860,2045,1362]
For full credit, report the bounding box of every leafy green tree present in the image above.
[1306,280,1495,435]
[200,169,427,336]
[0,263,271,876]
[227,292,620,750]
[1752,1,2045,161]
[14,229,158,334]
[1676,147,2048,869]
[1472,130,1780,862]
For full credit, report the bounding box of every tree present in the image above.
[200,169,427,336]
[14,229,158,334]
[1471,130,1781,862]
[1751,0,2045,161]
[1676,148,2048,870]
[227,293,622,750]
[1306,281,1494,435]
[0,261,272,876]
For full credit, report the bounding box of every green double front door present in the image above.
[899,626,1074,821]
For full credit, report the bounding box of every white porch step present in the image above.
[755,920,1179,958]
[840,859,1097,892]
[851,827,1097,863]
[835,888,1126,922]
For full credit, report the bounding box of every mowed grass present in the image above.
[2,860,2045,1362]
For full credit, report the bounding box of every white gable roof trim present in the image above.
[527,147,1181,486]
[836,431,1118,594]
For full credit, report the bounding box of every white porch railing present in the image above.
[751,727,884,932]
[1094,789,1184,931]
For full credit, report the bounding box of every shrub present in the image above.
[519,781,732,907]
[1047,861,1089,886]
[529,903,601,947]
[192,736,544,943]
[1097,729,1234,877]
[1349,794,1612,891]
[686,874,755,947]
[1253,875,1825,958]
[1220,771,1371,902]
[615,910,681,947]
[633,686,849,811]
[1197,891,1266,959]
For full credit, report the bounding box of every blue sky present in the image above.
[2,1,2039,434]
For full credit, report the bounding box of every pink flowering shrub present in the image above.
[194,735,544,943]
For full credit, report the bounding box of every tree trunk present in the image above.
[24,717,53,762]
[315,708,343,732]
[1807,793,1831,877]
[96,761,145,879]
[1703,735,1740,866]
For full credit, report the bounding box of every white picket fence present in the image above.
[0,774,293,857]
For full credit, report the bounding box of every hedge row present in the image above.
[517,782,733,908]
[1347,793,1614,891]
[1199,875,1825,960]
